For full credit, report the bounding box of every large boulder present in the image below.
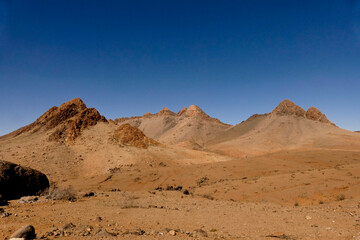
[0,160,50,200]
[9,225,36,239]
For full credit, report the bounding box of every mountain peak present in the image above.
[306,107,334,125]
[185,105,209,117]
[271,99,306,117]
[177,107,188,115]
[156,107,175,116]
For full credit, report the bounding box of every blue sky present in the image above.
[0,0,360,135]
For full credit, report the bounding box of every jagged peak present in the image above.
[59,98,86,110]
[143,112,153,117]
[177,107,188,115]
[271,99,306,117]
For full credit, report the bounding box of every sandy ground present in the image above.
[1,148,360,239]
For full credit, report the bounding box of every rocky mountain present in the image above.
[114,105,231,148]
[0,98,107,143]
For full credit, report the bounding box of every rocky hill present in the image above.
[0,98,107,143]
[114,105,231,147]
[208,99,359,157]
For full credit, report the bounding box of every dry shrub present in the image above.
[46,184,77,201]
[336,194,345,201]
[119,192,140,209]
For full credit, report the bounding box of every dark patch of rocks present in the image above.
[83,191,95,197]
[0,207,11,218]
[197,176,209,186]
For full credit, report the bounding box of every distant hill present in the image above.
[114,105,231,149]
[207,99,360,157]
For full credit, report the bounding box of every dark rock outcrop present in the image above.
[9,224,36,239]
[0,160,50,200]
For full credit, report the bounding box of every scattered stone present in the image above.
[197,176,209,186]
[9,225,36,239]
[191,229,208,238]
[95,229,117,237]
[305,216,312,220]
[183,189,190,195]
[159,162,167,167]
[62,222,76,230]
[123,229,146,236]
[83,192,95,197]
[265,233,292,239]
[0,207,11,217]
[169,230,176,236]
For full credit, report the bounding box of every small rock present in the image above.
[0,207,11,218]
[10,225,36,239]
[18,196,39,204]
[95,229,117,237]
[191,229,208,238]
[183,189,190,195]
[62,222,76,230]
[83,192,95,197]
[169,230,176,236]
[305,216,312,220]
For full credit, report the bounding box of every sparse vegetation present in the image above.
[46,185,77,202]
[201,194,214,200]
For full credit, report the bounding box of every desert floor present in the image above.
[1,149,360,239]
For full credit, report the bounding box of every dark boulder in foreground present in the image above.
[9,224,36,239]
[0,160,50,200]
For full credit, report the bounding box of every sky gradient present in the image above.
[1,0,360,135]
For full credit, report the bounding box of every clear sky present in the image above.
[0,0,360,135]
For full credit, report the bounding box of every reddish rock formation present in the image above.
[0,98,107,142]
[112,124,160,149]
[271,99,306,117]
[306,107,335,126]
